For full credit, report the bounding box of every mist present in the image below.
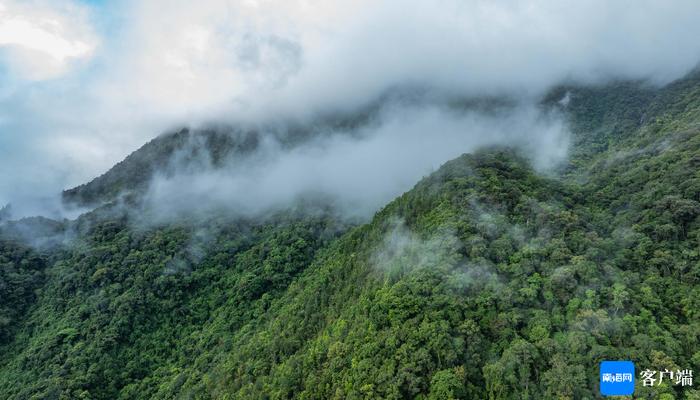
[142,101,568,222]
[2,0,700,221]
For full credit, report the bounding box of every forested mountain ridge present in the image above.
[60,99,384,209]
[1,70,699,399]
[61,128,259,208]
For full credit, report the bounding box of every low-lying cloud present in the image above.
[143,101,568,221]
[372,218,503,292]
[2,0,700,220]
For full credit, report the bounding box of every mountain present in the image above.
[60,100,384,209]
[61,127,259,208]
[1,70,700,399]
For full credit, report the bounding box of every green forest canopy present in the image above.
[1,71,700,399]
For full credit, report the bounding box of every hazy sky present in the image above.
[1,0,700,218]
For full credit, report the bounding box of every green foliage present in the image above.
[0,241,46,344]
[2,69,700,398]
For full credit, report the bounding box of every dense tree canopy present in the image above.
[2,71,700,399]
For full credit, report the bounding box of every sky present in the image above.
[1,0,700,219]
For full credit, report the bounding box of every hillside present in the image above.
[60,104,382,209]
[61,128,259,208]
[1,70,699,399]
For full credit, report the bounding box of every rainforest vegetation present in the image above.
[1,71,700,399]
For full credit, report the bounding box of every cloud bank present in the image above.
[143,102,568,221]
[1,0,700,219]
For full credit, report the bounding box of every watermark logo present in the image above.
[600,361,635,396]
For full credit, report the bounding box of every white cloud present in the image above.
[57,0,700,126]
[143,103,569,221]
[0,0,96,80]
[1,0,700,219]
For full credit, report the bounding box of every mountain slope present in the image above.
[1,71,700,399]
[60,102,383,209]
[62,128,259,208]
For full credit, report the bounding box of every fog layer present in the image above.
[143,102,567,221]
